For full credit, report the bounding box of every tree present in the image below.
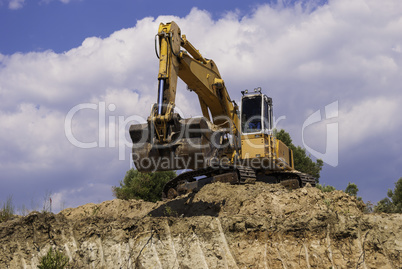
[344,182,363,201]
[112,169,176,202]
[275,129,324,182]
[375,198,395,213]
[388,177,402,212]
[375,177,402,213]
[345,182,358,197]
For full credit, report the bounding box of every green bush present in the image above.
[375,177,402,213]
[344,182,363,201]
[345,182,358,197]
[375,198,395,213]
[316,183,336,192]
[112,169,176,202]
[37,248,69,269]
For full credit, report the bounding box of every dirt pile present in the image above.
[1,182,402,268]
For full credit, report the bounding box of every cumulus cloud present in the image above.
[1,0,401,209]
[8,0,24,9]
[6,0,77,9]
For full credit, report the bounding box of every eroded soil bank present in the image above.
[1,182,402,268]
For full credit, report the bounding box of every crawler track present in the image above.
[162,166,316,199]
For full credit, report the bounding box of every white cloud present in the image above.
[8,0,24,9]
[39,0,76,5]
[301,96,402,153]
[7,0,76,9]
[340,97,401,147]
[1,0,402,208]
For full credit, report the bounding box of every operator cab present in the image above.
[240,87,273,135]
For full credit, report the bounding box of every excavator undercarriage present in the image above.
[161,166,316,199]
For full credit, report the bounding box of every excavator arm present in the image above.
[130,21,239,172]
[151,22,239,142]
[179,44,239,129]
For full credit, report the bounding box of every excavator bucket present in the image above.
[129,116,225,172]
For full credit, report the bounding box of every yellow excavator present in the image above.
[129,21,315,199]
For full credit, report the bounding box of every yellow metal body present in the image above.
[241,133,294,170]
[135,21,295,173]
[156,22,180,107]
[241,133,270,159]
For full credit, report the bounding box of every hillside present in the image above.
[1,182,402,268]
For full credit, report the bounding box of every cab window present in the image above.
[241,96,262,133]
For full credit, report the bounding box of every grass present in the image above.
[164,205,178,217]
[37,248,70,269]
[0,191,56,222]
[0,195,15,223]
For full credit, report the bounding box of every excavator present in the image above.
[129,21,315,199]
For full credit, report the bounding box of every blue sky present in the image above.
[1,0,401,212]
[0,0,284,53]
[1,0,327,54]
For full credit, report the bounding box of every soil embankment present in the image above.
[1,182,402,268]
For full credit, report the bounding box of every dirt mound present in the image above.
[1,182,402,268]
[61,198,155,220]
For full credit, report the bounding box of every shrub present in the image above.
[37,248,69,269]
[375,177,402,213]
[316,183,336,192]
[112,169,176,202]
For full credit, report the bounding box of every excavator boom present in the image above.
[154,22,239,136]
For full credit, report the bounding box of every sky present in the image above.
[1,0,401,212]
